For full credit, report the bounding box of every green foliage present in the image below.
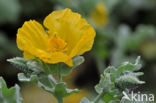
[7,56,84,103]
[0,77,24,103]
[7,57,43,74]
[95,73,114,94]
[18,73,55,93]
[54,83,79,98]
[80,56,145,103]
[7,56,84,76]
[18,73,79,98]
[96,56,144,92]
[7,55,145,103]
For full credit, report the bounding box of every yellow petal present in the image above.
[43,8,95,55]
[17,20,73,66]
[39,52,73,66]
[23,52,34,59]
[17,20,48,51]
[22,43,73,66]
[69,26,96,57]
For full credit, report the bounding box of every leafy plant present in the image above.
[0,77,24,103]
[7,56,84,103]
[6,56,145,103]
[80,56,145,103]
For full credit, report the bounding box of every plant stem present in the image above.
[94,92,105,103]
[57,66,63,103]
[57,97,63,103]
[58,68,62,83]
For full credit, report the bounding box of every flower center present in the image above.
[48,36,68,53]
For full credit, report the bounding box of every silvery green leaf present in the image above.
[102,93,119,103]
[115,73,145,89]
[73,56,85,68]
[18,73,56,93]
[95,73,113,94]
[27,60,43,73]
[0,77,24,103]
[7,57,43,74]
[18,73,38,82]
[116,56,142,77]
[54,83,79,98]
[94,57,145,103]
[7,57,30,72]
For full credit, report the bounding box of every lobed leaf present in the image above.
[7,57,43,74]
[54,83,79,98]
[94,57,145,103]
[18,73,79,99]
[0,77,24,103]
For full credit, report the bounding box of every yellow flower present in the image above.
[17,8,96,66]
[90,2,108,27]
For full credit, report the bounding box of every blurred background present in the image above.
[0,0,156,103]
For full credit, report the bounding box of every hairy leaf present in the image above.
[0,77,24,103]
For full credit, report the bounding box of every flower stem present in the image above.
[58,68,62,83]
[57,66,63,103]
[94,92,105,103]
[57,97,63,103]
